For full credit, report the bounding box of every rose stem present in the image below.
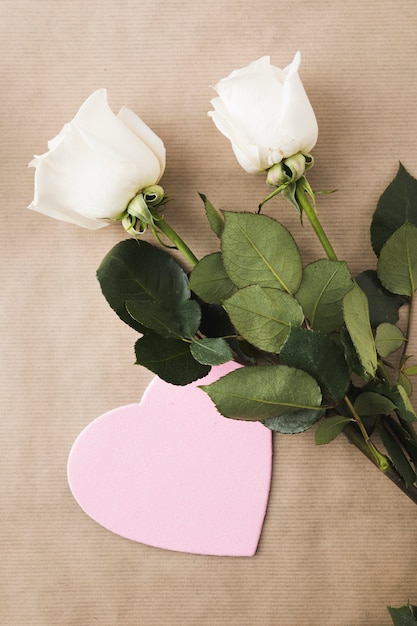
[156,217,199,267]
[343,394,390,470]
[294,178,338,261]
[343,422,417,505]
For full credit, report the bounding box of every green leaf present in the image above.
[97,239,191,332]
[189,253,236,304]
[375,323,406,357]
[354,391,396,416]
[126,299,201,339]
[371,162,417,256]
[190,337,233,366]
[365,382,417,422]
[295,259,353,333]
[378,418,416,487]
[315,415,353,445]
[221,212,302,294]
[264,408,324,434]
[223,285,304,353]
[384,416,417,466]
[340,328,369,380]
[377,223,417,296]
[200,364,322,421]
[196,299,236,337]
[356,270,406,326]
[404,365,417,376]
[343,282,378,377]
[398,372,413,397]
[134,333,209,385]
[388,604,417,626]
[394,384,417,421]
[199,193,224,238]
[279,327,350,401]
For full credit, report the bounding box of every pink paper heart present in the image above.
[67,362,272,556]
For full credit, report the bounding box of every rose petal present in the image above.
[117,106,166,176]
[29,125,141,228]
[72,89,163,188]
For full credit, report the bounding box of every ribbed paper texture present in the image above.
[2,1,417,624]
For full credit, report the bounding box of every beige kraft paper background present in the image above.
[2,1,417,624]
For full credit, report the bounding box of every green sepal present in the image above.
[282,182,301,216]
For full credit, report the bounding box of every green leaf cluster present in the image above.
[340,163,417,486]
[194,169,417,461]
[97,238,231,385]
[96,165,417,482]
[332,166,417,378]
[190,210,356,428]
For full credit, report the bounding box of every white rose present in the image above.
[208,52,318,174]
[29,89,165,229]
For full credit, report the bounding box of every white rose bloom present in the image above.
[208,52,318,174]
[29,89,166,229]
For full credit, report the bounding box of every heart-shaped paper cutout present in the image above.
[67,362,272,556]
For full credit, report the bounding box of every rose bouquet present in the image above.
[29,52,417,507]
